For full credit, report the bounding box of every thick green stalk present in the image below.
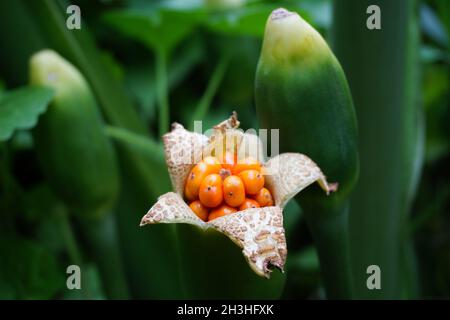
[331,0,421,298]
[301,200,352,298]
[155,49,170,138]
[177,225,285,299]
[78,214,129,299]
[56,208,93,299]
[255,9,358,299]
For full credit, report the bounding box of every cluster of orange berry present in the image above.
[184,152,274,221]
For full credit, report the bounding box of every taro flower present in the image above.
[140,113,336,278]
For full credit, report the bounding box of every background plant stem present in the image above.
[156,49,170,138]
[56,208,92,299]
[300,198,353,299]
[189,54,230,129]
[78,213,130,299]
[331,0,422,298]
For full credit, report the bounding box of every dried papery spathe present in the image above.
[140,113,336,278]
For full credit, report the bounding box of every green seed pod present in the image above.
[255,8,359,298]
[30,50,119,219]
[255,8,358,203]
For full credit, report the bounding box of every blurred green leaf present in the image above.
[420,45,449,64]
[420,4,449,48]
[128,0,203,11]
[204,1,330,37]
[0,87,54,142]
[203,0,246,11]
[125,38,204,122]
[205,4,274,37]
[423,65,449,108]
[103,6,205,53]
[100,51,125,82]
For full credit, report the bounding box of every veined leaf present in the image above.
[125,38,204,122]
[0,86,53,142]
[205,4,275,37]
[103,6,205,53]
[204,2,324,37]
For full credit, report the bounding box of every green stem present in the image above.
[189,54,230,129]
[56,207,93,299]
[78,213,130,299]
[332,0,420,299]
[58,208,83,267]
[300,199,353,299]
[155,49,170,138]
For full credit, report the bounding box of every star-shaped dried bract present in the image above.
[140,113,336,278]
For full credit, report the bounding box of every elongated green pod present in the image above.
[255,9,359,298]
[0,0,182,298]
[30,50,119,219]
[30,50,129,299]
[256,9,358,199]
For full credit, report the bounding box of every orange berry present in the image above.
[221,151,236,172]
[254,187,274,207]
[239,198,260,211]
[234,157,261,174]
[208,204,237,221]
[199,174,223,208]
[223,175,245,207]
[219,168,231,180]
[189,200,209,221]
[202,156,222,172]
[239,170,265,195]
[184,160,221,201]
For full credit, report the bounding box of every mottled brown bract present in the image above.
[140,113,336,278]
[162,123,208,195]
[264,153,336,208]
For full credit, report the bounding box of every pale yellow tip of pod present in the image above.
[261,8,329,65]
[29,49,85,97]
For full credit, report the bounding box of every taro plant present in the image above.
[255,8,359,299]
[0,0,447,300]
